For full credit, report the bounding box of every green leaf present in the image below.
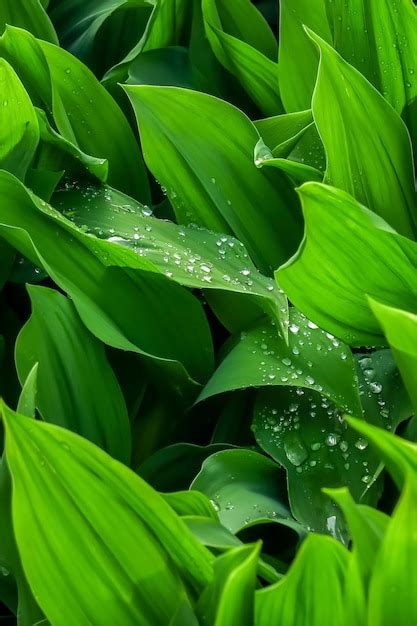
[163,491,217,520]
[35,108,108,183]
[348,417,417,489]
[202,0,282,116]
[255,534,348,626]
[0,25,150,201]
[277,183,417,346]
[15,285,131,463]
[308,29,417,238]
[254,110,313,156]
[279,0,331,112]
[197,543,260,626]
[0,171,213,394]
[124,85,302,273]
[369,300,417,419]
[103,0,189,87]
[48,0,153,69]
[368,476,417,625]
[200,308,362,416]
[139,443,232,490]
[16,363,38,419]
[126,47,195,89]
[254,139,322,184]
[2,403,214,625]
[325,0,417,159]
[191,449,292,533]
[53,181,288,335]
[0,0,58,44]
[0,58,39,181]
[326,486,389,625]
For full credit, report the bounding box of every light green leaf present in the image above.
[0,171,213,395]
[200,308,362,416]
[308,29,417,238]
[15,285,131,463]
[254,140,322,184]
[35,108,108,182]
[191,449,292,533]
[368,476,417,626]
[325,0,417,159]
[279,0,331,112]
[197,543,260,626]
[255,534,348,626]
[369,300,417,419]
[0,0,58,44]
[277,183,417,346]
[254,110,313,156]
[348,417,417,489]
[202,0,282,116]
[0,26,150,201]
[16,363,38,419]
[124,85,302,273]
[0,58,39,181]
[53,181,288,336]
[2,403,214,625]
[163,491,217,520]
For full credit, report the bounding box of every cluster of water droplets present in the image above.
[57,183,282,299]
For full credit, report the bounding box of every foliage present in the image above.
[0,0,416,624]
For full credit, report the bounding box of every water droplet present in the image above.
[355,438,368,450]
[289,324,300,334]
[307,321,318,329]
[284,433,308,466]
[326,433,339,447]
[210,499,220,512]
[369,381,382,394]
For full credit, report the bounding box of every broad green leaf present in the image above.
[48,0,153,69]
[368,476,417,626]
[0,58,39,181]
[35,108,108,183]
[325,0,417,158]
[124,85,302,273]
[16,363,38,419]
[279,0,331,112]
[0,26,150,201]
[369,300,417,418]
[255,534,348,626]
[53,181,288,335]
[25,167,63,201]
[0,0,58,44]
[253,349,410,533]
[202,0,282,116]
[200,308,362,416]
[197,543,260,626]
[0,171,213,394]
[308,29,417,238]
[191,449,292,533]
[15,285,131,463]
[2,403,214,625]
[277,183,417,346]
[254,110,313,156]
